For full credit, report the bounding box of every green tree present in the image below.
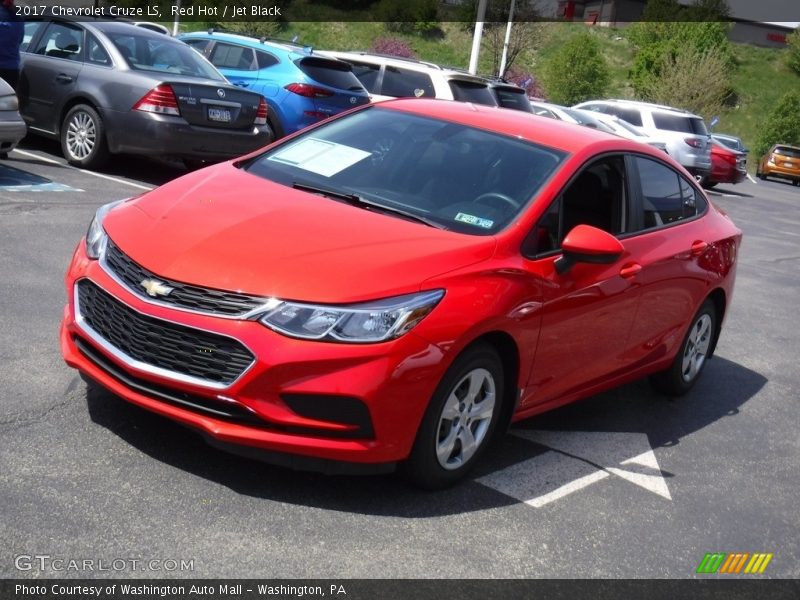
[642,46,731,119]
[379,0,439,35]
[787,29,800,75]
[754,90,800,157]
[541,32,609,105]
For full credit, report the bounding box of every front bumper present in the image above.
[102,109,273,161]
[61,242,448,468]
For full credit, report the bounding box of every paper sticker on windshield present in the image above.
[268,138,371,177]
[455,213,494,229]
[414,88,426,97]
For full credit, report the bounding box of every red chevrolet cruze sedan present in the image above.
[60,100,741,488]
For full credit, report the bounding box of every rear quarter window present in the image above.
[380,66,435,98]
[295,57,364,91]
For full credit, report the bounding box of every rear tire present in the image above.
[61,104,110,169]
[650,299,716,397]
[404,343,504,489]
[266,106,285,140]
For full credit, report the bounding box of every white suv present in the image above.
[573,99,712,177]
[320,51,497,105]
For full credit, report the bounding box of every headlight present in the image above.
[0,94,18,111]
[260,290,444,343]
[85,199,128,259]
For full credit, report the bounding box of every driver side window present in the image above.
[524,156,628,257]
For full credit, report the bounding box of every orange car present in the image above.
[757,144,800,186]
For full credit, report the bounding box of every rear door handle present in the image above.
[56,74,73,83]
[691,241,709,256]
[619,263,642,278]
[233,81,249,88]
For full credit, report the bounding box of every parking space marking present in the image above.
[11,149,154,192]
[0,163,83,192]
[477,430,671,507]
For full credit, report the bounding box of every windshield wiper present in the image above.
[292,182,445,230]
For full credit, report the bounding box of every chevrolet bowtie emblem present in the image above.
[140,278,174,298]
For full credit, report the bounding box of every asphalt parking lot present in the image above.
[1,140,798,580]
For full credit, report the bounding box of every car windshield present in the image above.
[242,107,566,235]
[612,118,647,136]
[106,33,224,80]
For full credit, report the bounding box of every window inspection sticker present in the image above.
[268,138,371,177]
[455,212,494,229]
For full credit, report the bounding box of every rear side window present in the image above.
[209,42,256,71]
[296,57,364,91]
[346,60,381,93]
[652,112,708,135]
[774,146,800,158]
[381,66,435,98]
[635,157,705,228]
[607,106,643,127]
[449,80,496,106]
[33,22,83,61]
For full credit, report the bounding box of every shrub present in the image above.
[541,32,609,105]
[754,90,800,157]
[370,37,417,59]
[636,45,732,119]
[787,29,800,75]
[379,0,439,35]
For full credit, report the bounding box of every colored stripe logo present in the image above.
[697,552,773,574]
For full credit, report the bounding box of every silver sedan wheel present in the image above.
[435,367,496,470]
[682,314,712,382]
[65,111,97,161]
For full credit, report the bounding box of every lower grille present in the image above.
[75,336,267,427]
[76,280,254,386]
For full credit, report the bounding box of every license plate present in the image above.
[785,162,794,168]
[207,107,232,123]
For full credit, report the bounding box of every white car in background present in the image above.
[573,99,712,178]
[320,51,497,105]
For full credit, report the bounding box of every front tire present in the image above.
[404,343,504,489]
[650,299,716,396]
[61,104,110,169]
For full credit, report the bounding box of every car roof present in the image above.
[379,98,629,153]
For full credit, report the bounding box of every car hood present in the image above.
[104,163,496,303]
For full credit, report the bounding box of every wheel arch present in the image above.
[459,330,521,437]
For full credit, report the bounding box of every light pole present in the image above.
[468,0,488,75]
[499,0,516,77]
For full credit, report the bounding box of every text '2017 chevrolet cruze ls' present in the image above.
[61,100,741,488]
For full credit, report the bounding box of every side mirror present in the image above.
[554,224,624,274]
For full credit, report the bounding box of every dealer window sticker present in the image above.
[455,212,494,229]
[268,138,371,177]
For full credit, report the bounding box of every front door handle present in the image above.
[56,74,73,83]
[691,241,709,256]
[619,263,642,278]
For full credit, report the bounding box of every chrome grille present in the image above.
[77,280,254,386]
[103,238,268,317]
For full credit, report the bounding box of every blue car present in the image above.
[179,31,370,138]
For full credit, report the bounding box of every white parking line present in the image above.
[11,149,154,192]
[747,174,758,184]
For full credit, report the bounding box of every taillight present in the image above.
[255,97,268,125]
[285,83,334,98]
[684,137,703,148]
[133,85,180,116]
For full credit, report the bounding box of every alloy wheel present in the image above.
[65,111,97,161]
[681,314,712,383]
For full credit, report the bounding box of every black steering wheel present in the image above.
[474,192,519,213]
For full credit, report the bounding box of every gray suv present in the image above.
[574,99,712,177]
